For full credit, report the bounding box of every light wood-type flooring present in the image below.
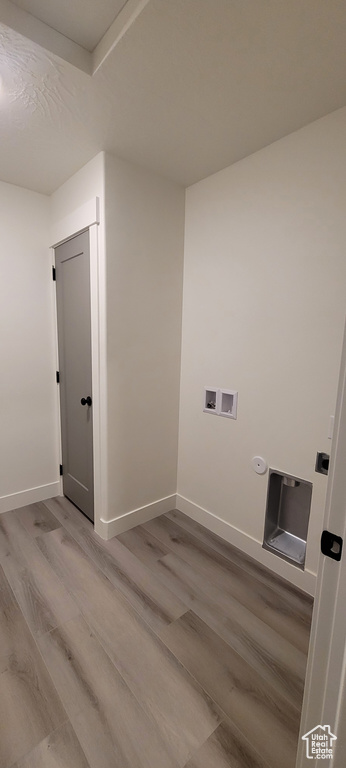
[0,497,313,768]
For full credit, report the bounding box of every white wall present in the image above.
[50,153,105,236]
[178,108,346,592]
[105,154,185,534]
[50,151,185,537]
[0,180,59,512]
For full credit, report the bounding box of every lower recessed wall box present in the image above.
[263,469,312,569]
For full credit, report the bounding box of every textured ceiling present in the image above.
[1,0,346,194]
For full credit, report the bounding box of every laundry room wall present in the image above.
[177,107,346,593]
[104,154,185,535]
[50,152,105,237]
[50,151,185,537]
[0,180,58,512]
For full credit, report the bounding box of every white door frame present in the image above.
[296,319,346,767]
[51,197,108,537]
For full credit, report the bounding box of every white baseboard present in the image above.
[176,494,316,596]
[0,482,61,514]
[96,494,177,540]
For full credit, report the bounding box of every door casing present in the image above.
[51,197,108,538]
[296,319,346,767]
[55,230,94,521]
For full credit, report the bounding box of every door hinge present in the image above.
[59,464,63,476]
[321,530,343,562]
[56,371,60,384]
[52,266,56,281]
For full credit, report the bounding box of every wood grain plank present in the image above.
[43,497,187,633]
[0,566,66,768]
[49,508,187,631]
[154,551,306,710]
[184,719,270,768]
[38,614,179,768]
[160,611,300,768]
[36,527,117,615]
[118,525,171,567]
[15,502,61,538]
[41,506,187,634]
[36,528,222,766]
[166,509,313,615]
[0,512,79,637]
[143,516,311,653]
[43,496,94,537]
[11,721,90,768]
[77,531,187,631]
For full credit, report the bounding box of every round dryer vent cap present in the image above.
[251,456,268,475]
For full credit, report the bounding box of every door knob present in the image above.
[81,396,92,406]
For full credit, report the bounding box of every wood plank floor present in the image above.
[0,498,313,768]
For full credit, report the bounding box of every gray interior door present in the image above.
[55,230,94,522]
